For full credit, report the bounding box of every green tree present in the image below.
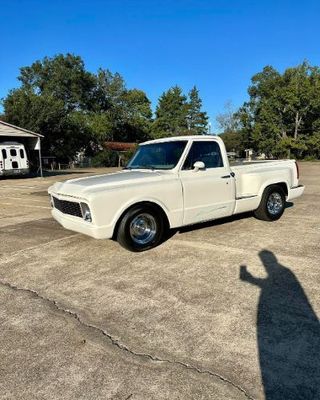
[220,131,244,152]
[93,68,126,113]
[18,53,96,111]
[3,54,153,161]
[3,54,95,161]
[238,62,320,158]
[118,89,152,142]
[187,86,208,135]
[305,132,320,159]
[152,86,189,138]
[90,70,152,143]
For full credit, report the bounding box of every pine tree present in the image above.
[151,86,188,138]
[187,86,208,135]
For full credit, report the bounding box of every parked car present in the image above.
[48,135,304,251]
[0,142,29,177]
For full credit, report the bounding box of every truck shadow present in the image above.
[176,211,253,235]
[240,250,320,399]
[170,202,294,237]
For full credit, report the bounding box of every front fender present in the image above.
[89,180,184,234]
[112,196,172,228]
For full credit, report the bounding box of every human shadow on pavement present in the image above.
[240,250,320,400]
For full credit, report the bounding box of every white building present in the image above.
[0,120,44,176]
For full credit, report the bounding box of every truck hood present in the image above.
[48,170,174,200]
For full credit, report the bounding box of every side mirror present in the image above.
[193,161,205,172]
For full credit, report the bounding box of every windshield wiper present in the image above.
[127,165,155,170]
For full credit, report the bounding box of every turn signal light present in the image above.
[80,203,92,222]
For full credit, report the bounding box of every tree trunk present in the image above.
[294,112,302,140]
[281,106,287,138]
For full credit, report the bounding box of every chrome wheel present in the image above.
[267,192,283,215]
[129,213,157,245]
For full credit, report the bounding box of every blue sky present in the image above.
[1,0,319,129]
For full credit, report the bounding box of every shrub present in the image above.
[91,149,118,167]
[303,155,318,161]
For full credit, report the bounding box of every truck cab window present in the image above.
[127,141,187,170]
[182,141,223,170]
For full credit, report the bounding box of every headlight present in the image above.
[80,203,92,222]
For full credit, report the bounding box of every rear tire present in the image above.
[254,185,286,221]
[116,204,164,252]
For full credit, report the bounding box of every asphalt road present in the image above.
[0,164,319,400]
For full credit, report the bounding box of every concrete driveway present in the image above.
[0,165,319,400]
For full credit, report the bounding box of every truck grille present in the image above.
[52,196,82,218]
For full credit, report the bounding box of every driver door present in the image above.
[179,140,235,225]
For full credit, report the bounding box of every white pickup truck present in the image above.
[48,135,304,251]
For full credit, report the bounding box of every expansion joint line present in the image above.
[0,280,255,400]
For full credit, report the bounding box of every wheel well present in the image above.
[263,182,288,198]
[112,201,170,239]
[273,182,288,197]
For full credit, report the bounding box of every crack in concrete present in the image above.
[0,279,255,400]
[1,233,81,262]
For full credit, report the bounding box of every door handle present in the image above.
[221,172,235,179]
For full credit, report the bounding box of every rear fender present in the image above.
[258,180,290,199]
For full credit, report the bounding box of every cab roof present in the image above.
[142,135,221,145]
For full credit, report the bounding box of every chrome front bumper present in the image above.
[51,208,113,240]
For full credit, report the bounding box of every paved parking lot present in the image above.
[0,164,319,400]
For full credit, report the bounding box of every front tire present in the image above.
[254,185,286,221]
[116,204,164,252]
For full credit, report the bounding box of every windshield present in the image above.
[126,141,188,170]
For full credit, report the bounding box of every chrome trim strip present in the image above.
[236,195,258,200]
